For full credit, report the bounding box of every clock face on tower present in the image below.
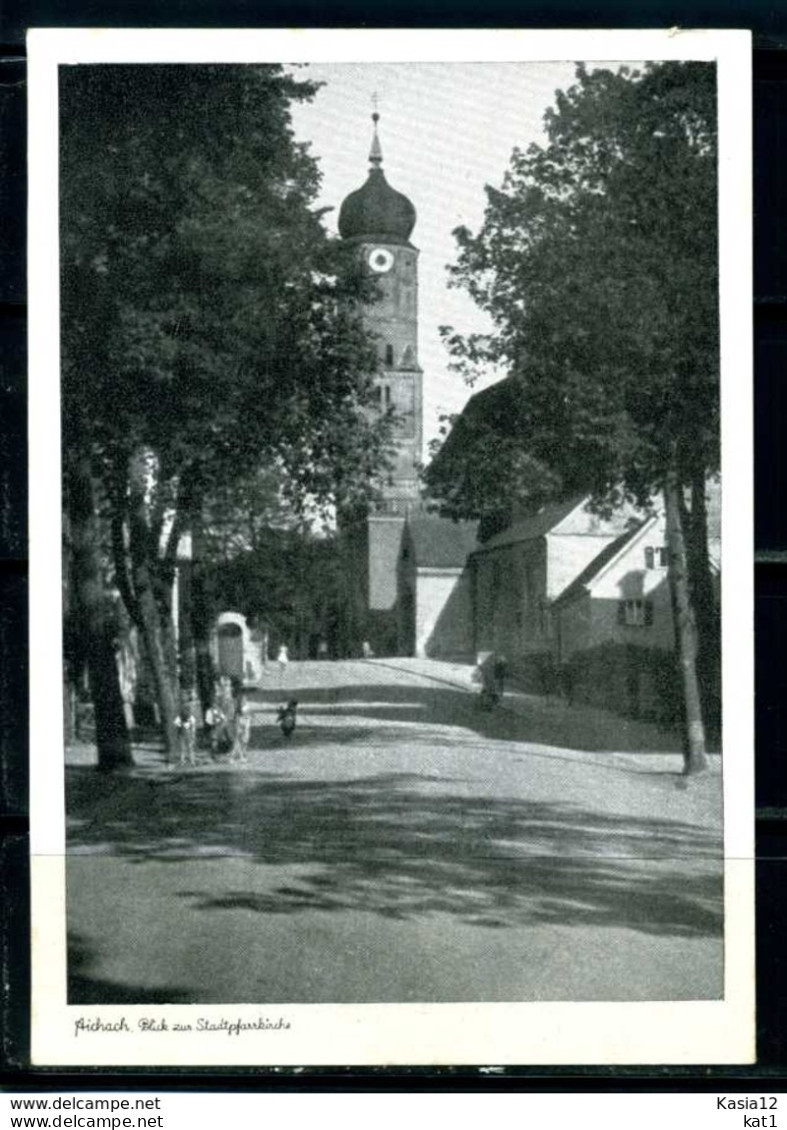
[368,247,394,273]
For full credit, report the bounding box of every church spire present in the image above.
[369,104,383,167]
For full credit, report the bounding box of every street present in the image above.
[66,659,723,1005]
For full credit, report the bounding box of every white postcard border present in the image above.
[28,27,754,1067]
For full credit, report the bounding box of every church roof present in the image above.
[405,515,479,568]
[338,114,416,246]
[471,496,586,554]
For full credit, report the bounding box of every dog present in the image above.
[276,698,298,738]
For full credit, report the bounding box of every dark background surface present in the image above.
[0,8,785,1087]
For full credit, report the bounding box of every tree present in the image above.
[205,521,344,659]
[438,62,718,773]
[424,379,562,541]
[60,64,387,760]
[64,455,133,768]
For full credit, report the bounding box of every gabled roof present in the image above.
[552,517,653,606]
[470,496,586,554]
[405,515,479,568]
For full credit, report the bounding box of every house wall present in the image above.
[555,576,674,662]
[472,504,640,663]
[473,541,548,659]
[368,515,406,611]
[555,593,591,661]
[467,502,692,706]
[589,514,675,653]
[591,585,674,651]
[552,517,680,723]
[546,533,620,599]
[415,567,473,659]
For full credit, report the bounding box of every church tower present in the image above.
[338,112,423,511]
[338,113,424,655]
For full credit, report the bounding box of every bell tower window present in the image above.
[385,343,394,367]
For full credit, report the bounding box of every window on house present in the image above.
[645,546,668,569]
[618,599,654,627]
[371,385,382,407]
[385,343,394,367]
[384,385,392,408]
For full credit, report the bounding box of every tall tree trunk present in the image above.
[682,468,720,734]
[123,486,179,759]
[189,507,216,716]
[175,555,197,695]
[134,577,178,758]
[68,458,133,770]
[663,467,708,775]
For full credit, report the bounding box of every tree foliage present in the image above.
[61,64,386,507]
[206,527,343,658]
[436,61,718,511]
[60,64,388,755]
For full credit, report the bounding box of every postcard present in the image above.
[27,27,754,1066]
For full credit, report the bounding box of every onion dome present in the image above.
[338,113,416,246]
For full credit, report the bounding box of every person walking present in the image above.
[277,644,289,673]
[493,654,508,699]
[476,652,502,711]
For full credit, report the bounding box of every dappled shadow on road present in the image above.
[67,766,722,940]
[68,931,192,1004]
[249,679,682,754]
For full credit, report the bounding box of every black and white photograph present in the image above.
[27,29,754,1066]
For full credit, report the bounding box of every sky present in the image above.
[286,61,582,455]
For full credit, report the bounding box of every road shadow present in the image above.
[68,931,192,1004]
[249,679,683,754]
[67,766,722,944]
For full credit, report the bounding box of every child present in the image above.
[205,684,229,757]
[174,701,197,766]
[231,692,252,764]
[277,698,298,738]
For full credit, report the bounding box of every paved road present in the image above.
[67,659,723,1005]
